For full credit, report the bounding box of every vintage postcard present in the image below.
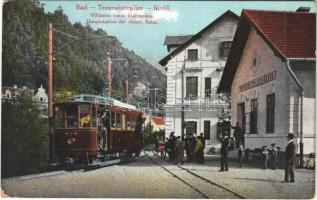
[1,0,315,198]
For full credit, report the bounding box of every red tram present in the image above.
[53,94,144,165]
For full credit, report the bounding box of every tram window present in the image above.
[67,119,78,128]
[54,106,65,128]
[131,116,136,131]
[91,106,97,127]
[116,113,121,129]
[65,104,78,128]
[110,112,116,129]
[127,115,132,130]
[122,114,126,130]
[79,104,91,128]
[66,104,77,116]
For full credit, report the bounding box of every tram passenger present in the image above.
[80,112,91,127]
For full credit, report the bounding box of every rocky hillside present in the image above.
[3,0,166,98]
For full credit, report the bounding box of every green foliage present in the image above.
[3,0,166,97]
[1,94,48,178]
[143,122,165,146]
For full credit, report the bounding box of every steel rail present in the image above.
[178,165,246,199]
[150,155,246,199]
[149,156,209,198]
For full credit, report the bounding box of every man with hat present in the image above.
[284,133,296,182]
[219,131,230,171]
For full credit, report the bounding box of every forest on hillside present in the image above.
[3,0,166,98]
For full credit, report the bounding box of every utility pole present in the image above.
[181,59,185,140]
[48,22,54,162]
[125,80,129,103]
[46,23,105,163]
[107,56,112,97]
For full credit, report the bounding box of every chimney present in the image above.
[296,7,310,12]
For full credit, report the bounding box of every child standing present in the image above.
[262,146,269,170]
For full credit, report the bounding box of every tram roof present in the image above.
[68,94,138,110]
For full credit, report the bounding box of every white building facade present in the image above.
[218,9,315,154]
[2,84,48,118]
[159,11,239,144]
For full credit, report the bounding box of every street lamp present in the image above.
[181,57,185,140]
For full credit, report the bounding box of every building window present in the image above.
[187,49,198,60]
[186,77,198,98]
[250,99,257,134]
[205,78,211,97]
[219,41,232,58]
[186,121,197,136]
[204,121,211,140]
[266,93,275,133]
[253,58,257,67]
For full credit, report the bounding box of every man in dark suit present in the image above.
[284,133,296,183]
[232,122,243,148]
[220,132,230,171]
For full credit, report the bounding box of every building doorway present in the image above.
[237,103,245,146]
[186,121,197,137]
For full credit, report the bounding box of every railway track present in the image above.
[149,155,246,199]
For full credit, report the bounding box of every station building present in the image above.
[217,8,316,154]
[159,10,239,143]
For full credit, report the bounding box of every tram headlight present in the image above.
[54,106,59,112]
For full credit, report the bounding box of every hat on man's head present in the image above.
[262,145,267,148]
[287,133,295,139]
[271,143,276,147]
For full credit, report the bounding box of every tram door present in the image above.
[99,111,110,151]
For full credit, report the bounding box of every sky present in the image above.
[41,1,316,69]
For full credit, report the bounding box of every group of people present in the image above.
[261,143,282,170]
[155,132,206,165]
[217,129,297,182]
[155,125,297,183]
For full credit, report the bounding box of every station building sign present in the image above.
[239,71,276,92]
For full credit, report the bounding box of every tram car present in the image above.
[53,94,144,165]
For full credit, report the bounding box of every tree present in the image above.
[1,93,48,178]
